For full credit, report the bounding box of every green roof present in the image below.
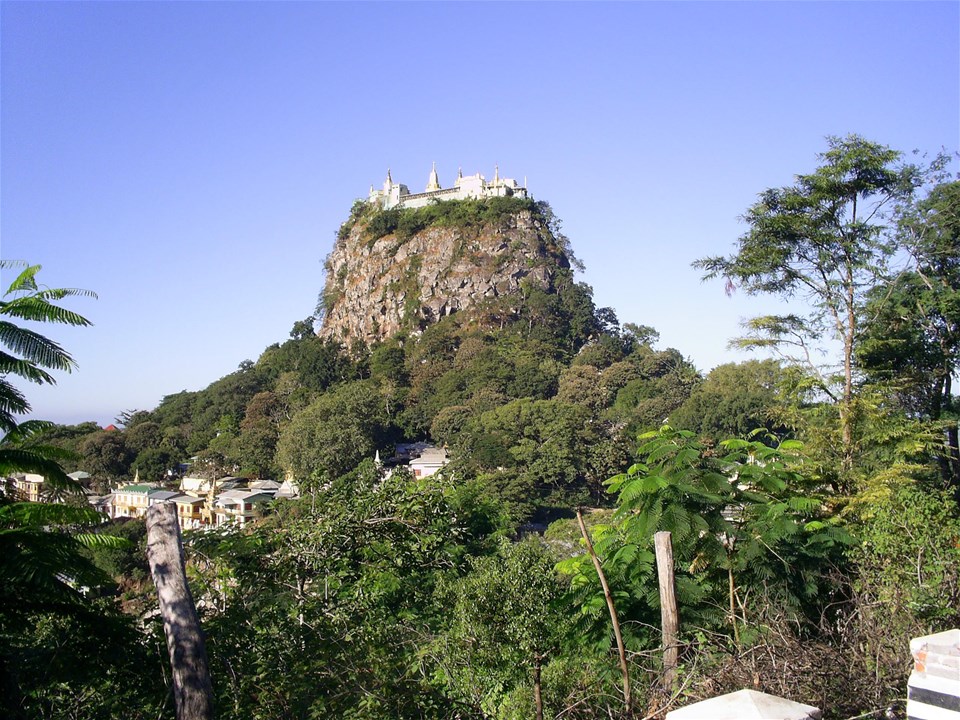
[116,484,156,494]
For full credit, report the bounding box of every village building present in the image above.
[249,479,282,492]
[110,483,161,519]
[179,476,242,498]
[367,164,528,210]
[172,495,206,530]
[213,489,276,527]
[275,474,300,499]
[409,446,450,478]
[87,492,113,515]
[378,442,450,479]
[7,473,46,502]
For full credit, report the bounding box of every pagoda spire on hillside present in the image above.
[426,162,441,191]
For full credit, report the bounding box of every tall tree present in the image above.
[276,380,389,487]
[858,180,960,490]
[694,135,921,476]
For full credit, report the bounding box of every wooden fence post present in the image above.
[655,530,679,689]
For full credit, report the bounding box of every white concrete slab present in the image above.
[666,689,822,720]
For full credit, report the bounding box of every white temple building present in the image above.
[367,164,528,210]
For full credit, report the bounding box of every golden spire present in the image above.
[426,161,441,191]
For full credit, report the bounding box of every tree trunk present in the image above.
[146,503,214,720]
[727,563,740,647]
[577,508,631,717]
[939,374,960,496]
[654,531,680,689]
[946,423,960,502]
[842,271,856,476]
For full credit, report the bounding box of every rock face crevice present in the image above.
[319,204,570,344]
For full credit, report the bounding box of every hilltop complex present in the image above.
[321,178,567,343]
[367,164,528,210]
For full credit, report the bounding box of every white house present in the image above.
[213,489,276,527]
[379,442,450,479]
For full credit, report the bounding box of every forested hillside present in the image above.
[2,137,959,720]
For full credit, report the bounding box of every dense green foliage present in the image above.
[0,265,164,719]
[5,141,960,719]
[360,196,540,243]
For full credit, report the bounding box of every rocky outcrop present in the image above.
[319,203,569,344]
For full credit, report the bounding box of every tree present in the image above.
[0,264,159,717]
[846,484,960,704]
[561,428,849,655]
[453,398,614,520]
[858,181,960,490]
[276,380,389,486]
[694,136,921,476]
[437,538,570,719]
[79,430,134,485]
[122,420,162,454]
[0,262,115,606]
[669,359,788,443]
[189,464,489,719]
[557,364,609,412]
[0,261,96,493]
[609,348,699,437]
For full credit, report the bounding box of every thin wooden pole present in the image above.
[146,503,214,720]
[577,508,632,717]
[654,531,679,689]
[533,656,543,720]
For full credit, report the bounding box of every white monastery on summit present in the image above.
[367,164,528,210]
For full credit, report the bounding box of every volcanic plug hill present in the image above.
[318,197,576,345]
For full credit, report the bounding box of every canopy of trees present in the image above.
[5,142,959,719]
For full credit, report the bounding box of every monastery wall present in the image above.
[368,165,528,210]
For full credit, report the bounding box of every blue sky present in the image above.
[2,1,958,426]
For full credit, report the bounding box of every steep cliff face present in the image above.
[318,199,571,344]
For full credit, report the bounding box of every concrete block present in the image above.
[908,629,960,720]
[911,629,960,667]
[665,689,821,719]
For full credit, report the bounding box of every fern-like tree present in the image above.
[1,260,96,492]
[0,260,114,608]
[0,263,148,717]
